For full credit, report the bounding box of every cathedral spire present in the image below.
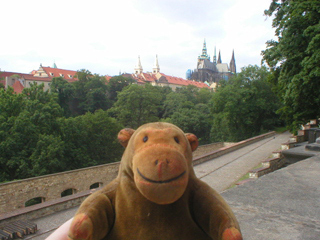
[213,46,217,63]
[198,39,210,61]
[229,50,236,73]
[217,50,222,64]
[134,55,143,74]
[153,55,160,74]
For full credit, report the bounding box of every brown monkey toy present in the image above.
[68,122,242,240]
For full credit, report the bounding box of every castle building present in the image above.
[1,64,78,93]
[1,54,212,94]
[187,40,236,85]
[126,55,210,91]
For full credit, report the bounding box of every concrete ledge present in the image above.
[0,190,95,227]
[193,131,276,166]
[236,178,255,186]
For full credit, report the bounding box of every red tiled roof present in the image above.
[159,73,210,89]
[130,74,146,84]
[0,71,24,78]
[12,80,24,94]
[41,67,78,80]
[141,73,157,82]
[22,74,52,82]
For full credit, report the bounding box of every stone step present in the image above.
[262,157,281,168]
[289,135,305,143]
[249,167,272,178]
[272,151,282,159]
[281,141,296,150]
[0,220,37,240]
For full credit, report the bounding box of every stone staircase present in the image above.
[237,119,319,185]
[0,220,37,240]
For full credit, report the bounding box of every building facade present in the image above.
[1,64,78,93]
[187,40,236,85]
[126,55,210,91]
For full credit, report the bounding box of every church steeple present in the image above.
[229,50,236,73]
[198,39,210,61]
[217,50,222,64]
[153,55,160,74]
[213,46,217,63]
[134,55,143,74]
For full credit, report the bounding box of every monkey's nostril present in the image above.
[155,160,159,165]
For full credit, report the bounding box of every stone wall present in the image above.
[0,131,275,222]
[0,162,119,214]
[193,142,235,158]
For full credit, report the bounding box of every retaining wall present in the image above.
[0,131,275,225]
[0,162,119,214]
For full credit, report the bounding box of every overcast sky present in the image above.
[1,0,275,78]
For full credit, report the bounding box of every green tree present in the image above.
[109,84,162,128]
[210,65,281,142]
[71,69,110,115]
[59,110,123,169]
[50,77,74,117]
[0,84,63,181]
[106,75,134,103]
[165,103,212,144]
[262,0,320,132]
[176,85,200,105]
[0,72,4,89]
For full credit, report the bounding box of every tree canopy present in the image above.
[108,84,163,129]
[262,0,320,132]
[0,84,123,182]
[209,65,281,142]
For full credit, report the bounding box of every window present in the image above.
[61,188,77,197]
[90,182,103,189]
[60,74,64,77]
[50,73,54,76]
[25,197,45,207]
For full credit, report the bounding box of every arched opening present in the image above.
[61,188,77,197]
[90,182,103,190]
[25,197,45,207]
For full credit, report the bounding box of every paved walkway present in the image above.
[28,131,292,239]
[194,131,291,192]
[222,156,320,240]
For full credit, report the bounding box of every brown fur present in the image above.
[68,122,242,240]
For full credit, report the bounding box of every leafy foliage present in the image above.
[262,0,320,132]
[209,65,281,142]
[106,75,134,104]
[0,84,123,182]
[108,84,163,128]
[0,65,283,182]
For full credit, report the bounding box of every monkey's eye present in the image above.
[143,136,148,142]
[174,137,179,144]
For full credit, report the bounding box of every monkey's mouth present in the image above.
[137,168,186,184]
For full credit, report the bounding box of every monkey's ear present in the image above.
[118,128,135,147]
[185,133,198,152]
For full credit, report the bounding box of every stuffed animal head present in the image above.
[118,122,198,205]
